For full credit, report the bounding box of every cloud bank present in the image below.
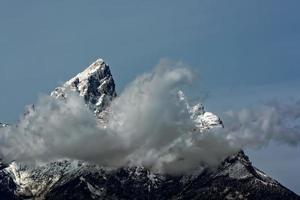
[221,100,300,149]
[0,60,299,174]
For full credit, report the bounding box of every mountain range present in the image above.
[0,59,299,200]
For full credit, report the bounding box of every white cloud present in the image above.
[1,59,299,174]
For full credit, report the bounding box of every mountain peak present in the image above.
[51,58,117,116]
[65,58,107,84]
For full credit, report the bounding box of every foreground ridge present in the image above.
[1,151,299,200]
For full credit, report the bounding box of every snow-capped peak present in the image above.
[65,58,107,85]
[177,90,223,131]
[51,58,117,117]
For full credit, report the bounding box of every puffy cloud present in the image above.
[221,100,300,148]
[1,59,299,174]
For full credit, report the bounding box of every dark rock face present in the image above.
[0,170,21,200]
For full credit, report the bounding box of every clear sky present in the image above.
[1,0,300,194]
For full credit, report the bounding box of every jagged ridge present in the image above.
[2,151,299,200]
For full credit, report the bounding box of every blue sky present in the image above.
[1,0,300,194]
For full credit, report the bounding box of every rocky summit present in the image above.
[0,59,299,200]
[51,59,117,117]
